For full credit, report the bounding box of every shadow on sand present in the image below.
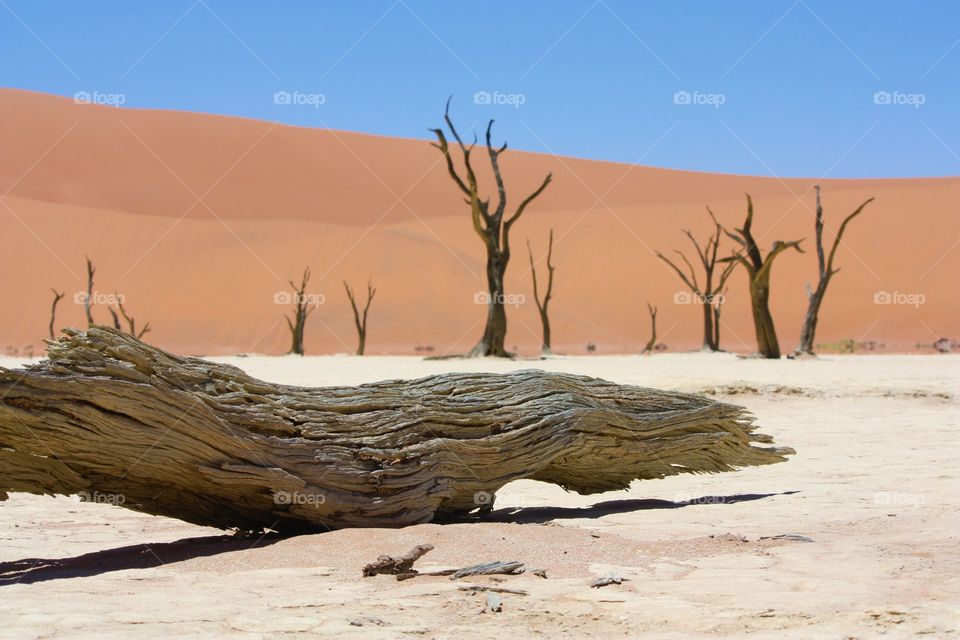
[1,491,796,586]
[481,491,799,524]
[0,533,283,586]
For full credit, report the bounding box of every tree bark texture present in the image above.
[0,328,794,532]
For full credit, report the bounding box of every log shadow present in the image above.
[0,532,283,586]
[482,491,799,524]
[1,493,797,585]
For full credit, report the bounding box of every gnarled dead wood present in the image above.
[0,327,793,532]
[720,195,804,359]
[451,561,524,579]
[363,544,434,577]
[459,585,529,596]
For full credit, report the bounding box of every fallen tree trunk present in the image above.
[0,327,793,532]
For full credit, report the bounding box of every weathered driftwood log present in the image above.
[0,328,794,532]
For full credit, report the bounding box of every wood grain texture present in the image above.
[0,327,794,532]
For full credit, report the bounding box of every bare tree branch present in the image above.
[643,303,657,354]
[115,298,151,339]
[344,278,376,356]
[655,251,698,293]
[48,288,65,340]
[527,229,556,354]
[83,256,95,327]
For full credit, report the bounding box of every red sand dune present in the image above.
[0,88,956,356]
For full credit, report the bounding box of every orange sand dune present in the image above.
[0,88,957,356]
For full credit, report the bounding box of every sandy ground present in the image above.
[1,353,958,638]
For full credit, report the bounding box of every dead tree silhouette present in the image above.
[795,186,874,355]
[285,267,315,356]
[527,229,556,355]
[430,98,552,357]
[656,209,737,351]
[643,303,657,354]
[48,289,65,340]
[720,195,803,359]
[343,279,376,356]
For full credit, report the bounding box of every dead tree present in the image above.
[656,209,738,351]
[721,195,803,359]
[48,289,65,340]
[711,292,727,349]
[795,186,874,355]
[363,544,435,577]
[643,303,657,354]
[431,98,552,357]
[344,279,376,356]
[527,229,556,355]
[107,306,121,330]
[75,259,151,339]
[83,256,95,327]
[0,327,794,532]
[116,299,151,339]
[285,267,314,356]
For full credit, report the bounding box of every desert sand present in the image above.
[1,88,957,357]
[2,353,957,638]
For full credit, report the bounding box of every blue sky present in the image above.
[2,1,958,178]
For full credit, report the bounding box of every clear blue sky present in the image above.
[2,1,958,178]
